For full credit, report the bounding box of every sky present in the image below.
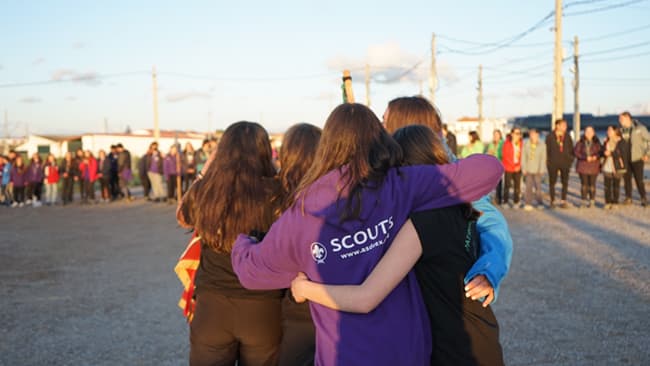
[1,0,650,135]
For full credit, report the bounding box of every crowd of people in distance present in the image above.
[446,111,649,210]
[0,139,221,208]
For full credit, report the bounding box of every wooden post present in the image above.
[342,70,355,103]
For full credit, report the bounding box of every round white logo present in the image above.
[311,242,327,264]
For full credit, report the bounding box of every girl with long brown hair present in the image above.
[232,103,502,366]
[179,121,283,366]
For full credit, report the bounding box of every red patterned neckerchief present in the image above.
[556,132,564,153]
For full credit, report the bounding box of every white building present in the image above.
[14,135,83,158]
[449,117,509,146]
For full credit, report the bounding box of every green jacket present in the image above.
[485,140,504,160]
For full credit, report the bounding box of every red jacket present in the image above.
[501,138,523,173]
[44,164,60,184]
[80,158,99,182]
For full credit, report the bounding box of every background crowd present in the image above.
[447,111,649,210]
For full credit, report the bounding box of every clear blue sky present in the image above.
[1,0,649,135]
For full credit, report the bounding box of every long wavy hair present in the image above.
[384,96,443,134]
[180,121,280,252]
[393,125,480,220]
[279,123,322,210]
[293,103,402,222]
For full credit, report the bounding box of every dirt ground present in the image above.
[0,174,648,366]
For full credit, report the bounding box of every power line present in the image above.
[577,23,650,42]
[564,0,648,16]
[582,40,650,57]
[581,49,650,62]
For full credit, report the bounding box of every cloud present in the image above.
[327,41,459,85]
[20,97,42,104]
[65,96,77,102]
[166,91,212,103]
[32,57,46,66]
[509,86,550,99]
[72,42,86,49]
[51,69,100,86]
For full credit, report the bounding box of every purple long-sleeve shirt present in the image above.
[231,154,503,366]
[27,162,44,183]
[163,155,178,179]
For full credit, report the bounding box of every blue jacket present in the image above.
[1,162,11,185]
[446,142,513,301]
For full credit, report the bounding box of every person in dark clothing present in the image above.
[182,142,197,194]
[10,156,28,207]
[291,125,504,366]
[442,123,458,156]
[109,145,120,200]
[116,143,133,200]
[74,149,86,203]
[601,125,630,209]
[26,153,45,206]
[60,152,76,205]
[138,148,152,200]
[574,126,602,207]
[546,119,575,208]
[619,111,650,206]
[177,122,283,366]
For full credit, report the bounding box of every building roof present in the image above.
[33,134,83,142]
[456,116,479,122]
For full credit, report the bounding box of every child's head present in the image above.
[393,125,449,167]
[384,96,442,134]
[46,154,56,164]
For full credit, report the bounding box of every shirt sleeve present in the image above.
[231,205,306,290]
[402,154,504,213]
[464,195,513,302]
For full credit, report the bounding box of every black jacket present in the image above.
[546,131,574,168]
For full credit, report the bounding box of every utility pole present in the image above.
[429,33,437,106]
[3,110,8,155]
[152,66,160,142]
[365,64,371,107]
[552,0,563,130]
[103,117,108,133]
[572,35,580,139]
[478,64,484,140]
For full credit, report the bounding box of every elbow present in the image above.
[353,294,382,314]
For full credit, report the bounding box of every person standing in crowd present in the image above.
[231,104,502,366]
[109,145,120,200]
[501,127,523,208]
[43,154,60,206]
[442,123,458,156]
[522,129,546,211]
[574,126,602,208]
[146,142,165,202]
[82,150,98,204]
[601,125,629,210]
[182,142,197,193]
[619,111,649,207]
[10,156,27,208]
[460,131,485,158]
[74,149,86,203]
[1,155,11,206]
[116,143,133,201]
[26,153,44,207]
[138,146,152,201]
[194,139,211,175]
[60,152,76,205]
[177,122,285,366]
[275,123,322,366]
[485,129,504,205]
[164,145,181,202]
[97,150,112,203]
[546,119,575,208]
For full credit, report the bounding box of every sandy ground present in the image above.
[0,173,648,366]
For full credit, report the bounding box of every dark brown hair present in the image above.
[393,125,480,221]
[279,123,322,209]
[294,103,402,221]
[468,131,480,144]
[620,111,632,119]
[384,96,442,133]
[180,121,280,252]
